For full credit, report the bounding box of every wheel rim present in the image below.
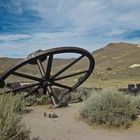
[0,47,95,96]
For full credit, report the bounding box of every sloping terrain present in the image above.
[0,57,19,74]
[0,42,140,87]
[0,57,73,74]
[93,42,140,71]
[89,42,140,85]
[0,57,73,84]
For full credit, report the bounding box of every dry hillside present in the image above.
[0,42,140,87]
[93,42,140,71]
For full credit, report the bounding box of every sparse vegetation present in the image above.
[80,88,92,100]
[80,89,140,128]
[1,42,140,88]
[131,95,140,115]
[0,94,30,140]
[25,95,51,106]
[25,91,84,106]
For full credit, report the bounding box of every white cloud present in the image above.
[33,32,77,40]
[0,0,140,57]
[4,0,140,34]
[0,34,31,41]
[68,1,110,30]
[108,29,126,36]
[25,0,140,35]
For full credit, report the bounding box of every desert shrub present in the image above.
[36,95,52,105]
[25,95,51,106]
[0,94,30,140]
[25,95,37,106]
[25,93,67,106]
[80,88,92,100]
[57,88,93,104]
[25,88,92,106]
[131,95,140,115]
[57,93,70,104]
[69,92,83,103]
[80,89,139,127]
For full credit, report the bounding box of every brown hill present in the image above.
[86,42,140,87]
[0,57,19,74]
[0,42,140,87]
[93,42,140,71]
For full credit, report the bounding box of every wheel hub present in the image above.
[42,80,52,88]
[0,47,95,107]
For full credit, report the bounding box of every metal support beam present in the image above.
[47,86,59,107]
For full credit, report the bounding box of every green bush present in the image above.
[0,94,30,140]
[25,91,83,106]
[131,95,140,115]
[80,88,93,100]
[80,89,139,127]
[25,95,51,106]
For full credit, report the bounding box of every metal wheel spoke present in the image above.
[0,47,95,100]
[54,70,89,81]
[52,54,84,79]
[46,54,53,79]
[12,71,42,82]
[37,59,45,77]
[12,83,40,93]
[53,82,72,90]
[24,85,41,98]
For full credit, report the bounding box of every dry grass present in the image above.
[0,42,140,87]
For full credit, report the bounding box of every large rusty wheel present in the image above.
[0,47,95,106]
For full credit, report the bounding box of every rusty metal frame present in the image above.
[0,47,95,106]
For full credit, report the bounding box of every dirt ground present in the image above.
[23,103,140,140]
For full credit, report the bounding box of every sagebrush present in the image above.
[80,89,140,127]
[0,94,30,140]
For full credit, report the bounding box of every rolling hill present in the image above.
[0,57,20,74]
[87,42,140,87]
[0,42,140,88]
[93,42,140,71]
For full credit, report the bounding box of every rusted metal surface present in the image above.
[0,47,95,106]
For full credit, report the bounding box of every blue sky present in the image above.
[0,0,140,57]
